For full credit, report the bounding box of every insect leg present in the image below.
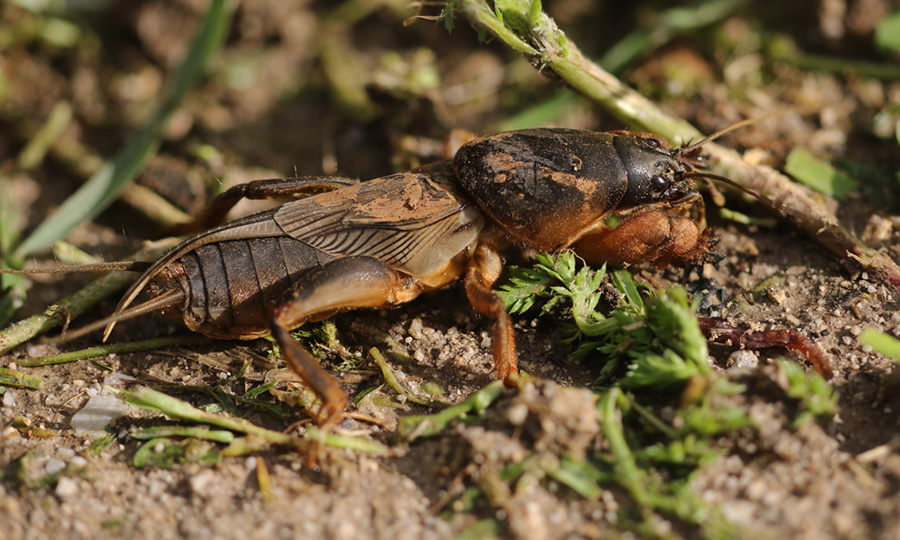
[270,323,348,428]
[174,176,358,234]
[270,256,422,426]
[465,245,518,384]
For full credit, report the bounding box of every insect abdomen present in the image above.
[174,237,335,339]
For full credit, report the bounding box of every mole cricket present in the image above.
[3,122,831,425]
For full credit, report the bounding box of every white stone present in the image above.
[71,394,130,435]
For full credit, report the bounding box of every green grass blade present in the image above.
[859,327,900,361]
[611,268,644,310]
[876,11,900,52]
[598,389,651,513]
[0,175,26,326]
[118,386,302,446]
[17,335,211,367]
[599,0,747,74]
[399,381,505,440]
[0,366,41,390]
[784,147,859,201]
[369,347,447,407]
[13,0,232,258]
[131,426,236,443]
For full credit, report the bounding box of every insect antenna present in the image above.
[683,171,768,204]
[675,106,817,158]
[675,108,817,209]
[675,116,767,157]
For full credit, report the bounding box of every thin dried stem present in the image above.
[0,238,179,354]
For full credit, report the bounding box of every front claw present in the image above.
[573,209,716,268]
[652,221,720,269]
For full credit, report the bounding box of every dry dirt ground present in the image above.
[2,1,900,539]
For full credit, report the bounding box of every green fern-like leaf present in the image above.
[498,251,711,391]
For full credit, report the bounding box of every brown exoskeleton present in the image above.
[6,126,830,425]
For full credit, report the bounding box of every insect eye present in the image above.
[650,175,668,192]
[645,138,661,149]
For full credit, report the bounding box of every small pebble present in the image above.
[189,470,218,497]
[408,319,424,340]
[2,391,15,407]
[728,350,759,371]
[55,477,79,498]
[103,372,137,387]
[45,459,66,475]
[71,394,130,434]
[506,402,529,426]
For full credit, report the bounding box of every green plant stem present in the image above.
[0,366,41,389]
[369,347,446,407]
[119,184,193,227]
[131,425,236,443]
[17,100,73,170]
[457,0,900,294]
[118,385,389,455]
[768,33,900,81]
[307,425,391,454]
[18,335,210,367]
[399,380,505,440]
[859,328,900,361]
[598,389,651,518]
[708,144,900,291]
[119,386,303,446]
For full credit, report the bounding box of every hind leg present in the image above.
[270,256,422,426]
